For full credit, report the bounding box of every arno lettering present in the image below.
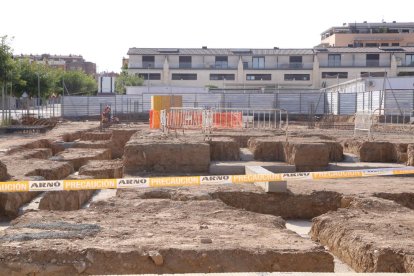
[119,179,147,185]
[202,176,229,181]
[283,173,309,177]
[31,182,61,188]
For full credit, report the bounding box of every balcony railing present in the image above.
[128,63,164,69]
[319,61,391,68]
[244,63,314,70]
[169,64,238,69]
[398,61,414,67]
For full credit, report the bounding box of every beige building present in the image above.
[126,46,414,90]
[320,22,414,48]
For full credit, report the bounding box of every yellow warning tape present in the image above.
[0,167,413,193]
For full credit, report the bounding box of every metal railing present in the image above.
[1,96,61,124]
[160,107,288,136]
[355,108,414,138]
[372,108,414,134]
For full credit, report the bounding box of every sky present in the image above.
[1,0,413,73]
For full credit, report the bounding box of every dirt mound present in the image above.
[0,197,333,274]
[124,136,210,173]
[0,161,8,181]
[311,197,414,272]
[53,148,111,171]
[79,160,124,179]
[408,144,414,166]
[80,131,112,141]
[209,137,239,161]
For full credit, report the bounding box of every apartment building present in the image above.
[320,22,414,47]
[126,46,414,89]
[14,54,97,76]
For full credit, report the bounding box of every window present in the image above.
[321,72,348,79]
[392,43,400,46]
[366,54,380,67]
[366,43,379,47]
[328,54,341,67]
[405,54,414,66]
[142,56,155,68]
[179,56,192,68]
[243,62,249,69]
[137,73,161,80]
[252,56,265,69]
[398,71,414,76]
[215,56,228,68]
[289,56,302,68]
[360,72,387,77]
[354,42,364,47]
[172,73,197,80]
[402,29,410,33]
[246,74,271,81]
[284,74,310,81]
[381,43,389,47]
[210,74,235,80]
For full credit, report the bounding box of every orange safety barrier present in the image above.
[167,109,203,129]
[212,112,243,129]
[149,109,160,129]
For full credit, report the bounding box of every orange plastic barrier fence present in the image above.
[149,110,160,129]
[167,110,203,129]
[212,112,243,129]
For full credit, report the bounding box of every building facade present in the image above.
[126,46,414,90]
[14,54,97,76]
[320,22,414,47]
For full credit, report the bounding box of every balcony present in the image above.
[398,61,414,67]
[169,63,237,69]
[243,63,313,70]
[319,60,391,68]
[128,63,164,69]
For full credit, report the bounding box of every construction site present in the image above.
[0,92,413,275]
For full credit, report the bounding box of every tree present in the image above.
[0,36,14,86]
[115,70,144,94]
[60,70,97,95]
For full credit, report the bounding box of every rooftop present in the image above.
[128,47,414,55]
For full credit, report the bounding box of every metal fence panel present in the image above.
[339,93,357,115]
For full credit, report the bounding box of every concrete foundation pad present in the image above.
[209,161,296,175]
[0,198,333,274]
[245,166,287,193]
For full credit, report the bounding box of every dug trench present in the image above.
[1,178,413,274]
[1,129,414,273]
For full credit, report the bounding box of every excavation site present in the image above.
[0,113,413,275]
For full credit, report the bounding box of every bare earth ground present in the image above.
[0,121,100,154]
[0,122,413,274]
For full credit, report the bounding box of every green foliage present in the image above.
[60,70,97,95]
[0,35,97,98]
[115,70,144,94]
[0,36,14,84]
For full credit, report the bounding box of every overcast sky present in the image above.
[1,0,413,73]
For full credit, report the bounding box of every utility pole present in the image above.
[37,73,41,118]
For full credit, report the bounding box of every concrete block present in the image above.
[245,165,287,193]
